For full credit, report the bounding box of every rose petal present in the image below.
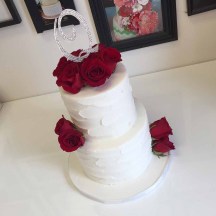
[152,136,175,153]
[55,116,75,135]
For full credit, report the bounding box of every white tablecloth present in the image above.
[0,60,216,216]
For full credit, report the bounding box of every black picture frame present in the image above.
[0,0,21,28]
[88,0,178,52]
[187,0,216,16]
[24,0,79,33]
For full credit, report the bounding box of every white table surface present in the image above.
[0,60,216,216]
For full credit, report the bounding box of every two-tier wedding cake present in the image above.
[52,10,152,185]
[59,63,152,184]
[52,10,174,200]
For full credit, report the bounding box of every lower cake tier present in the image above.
[76,100,152,185]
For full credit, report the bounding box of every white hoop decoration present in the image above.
[54,9,98,62]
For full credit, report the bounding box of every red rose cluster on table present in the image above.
[150,117,175,157]
[53,44,122,94]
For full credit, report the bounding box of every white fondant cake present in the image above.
[60,63,152,185]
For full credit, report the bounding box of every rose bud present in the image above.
[55,116,75,135]
[150,117,173,140]
[152,136,175,154]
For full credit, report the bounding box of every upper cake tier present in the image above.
[60,63,137,139]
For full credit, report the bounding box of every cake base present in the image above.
[68,153,171,204]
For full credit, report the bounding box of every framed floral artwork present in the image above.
[24,0,79,33]
[187,0,216,15]
[0,0,21,28]
[88,0,178,52]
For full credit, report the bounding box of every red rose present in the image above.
[100,47,122,64]
[87,52,99,61]
[152,137,175,154]
[118,6,133,17]
[54,116,75,135]
[150,117,173,140]
[99,47,122,73]
[86,44,105,60]
[98,43,106,51]
[58,129,85,152]
[53,56,68,77]
[57,62,83,94]
[55,116,85,152]
[71,49,82,57]
[80,58,111,87]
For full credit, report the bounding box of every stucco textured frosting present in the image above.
[60,63,152,184]
[77,101,152,184]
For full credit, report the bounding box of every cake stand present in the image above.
[68,153,171,204]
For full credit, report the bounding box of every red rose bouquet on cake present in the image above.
[53,44,122,94]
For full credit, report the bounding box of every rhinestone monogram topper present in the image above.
[54,9,98,62]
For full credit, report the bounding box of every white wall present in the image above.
[0,0,216,102]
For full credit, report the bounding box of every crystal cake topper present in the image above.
[54,9,98,62]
